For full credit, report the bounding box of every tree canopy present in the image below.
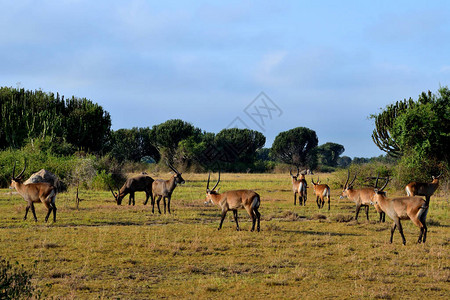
[271,127,318,169]
[371,87,449,163]
[0,87,111,153]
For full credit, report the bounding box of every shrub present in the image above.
[0,258,39,299]
[90,170,115,190]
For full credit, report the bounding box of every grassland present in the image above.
[0,173,448,299]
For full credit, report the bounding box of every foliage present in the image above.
[109,127,160,163]
[151,119,203,162]
[370,97,415,157]
[371,87,449,162]
[317,142,345,167]
[371,87,449,181]
[0,87,111,153]
[271,127,318,169]
[90,170,115,191]
[336,156,352,168]
[0,258,38,299]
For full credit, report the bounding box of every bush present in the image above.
[91,170,115,190]
[0,258,39,299]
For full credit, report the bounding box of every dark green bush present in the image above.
[0,258,39,299]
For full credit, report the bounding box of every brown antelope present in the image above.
[311,177,331,210]
[152,162,185,214]
[405,173,442,205]
[290,167,307,206]
[371,177,428,245]
[205,171,261,232]
[109,174,154,206]
[341,171,385,222]
[9,161,57,222]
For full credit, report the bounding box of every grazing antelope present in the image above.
[405,173,442,205]
[341,171,385,222]
[371,177,428,245]
[311,177,331,210]
[290,167,307,206]
[152,162,185,214]
[9,161,57,222]
[109,174,154,206]
[205,171,261,232]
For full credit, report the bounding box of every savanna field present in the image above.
[0,172,448,299]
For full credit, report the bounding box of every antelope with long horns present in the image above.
[152,162,185,214]
[290,167,307,206]
[405,173,442,205]
[341,170,385,222]
[371,177,428,245]
[9,160,57,222]
[205,171,261,232]
[311,177,331,210]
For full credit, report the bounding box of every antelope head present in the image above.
[290,167,300,180]
[167,161,185,185]
[109,184,124,205]
[341,170,357,199]
[205,170,220,205]
[371,176,390,205]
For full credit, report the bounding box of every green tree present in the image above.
[151,119,202,163]
[370,87,450,183]
[110,127,160,162]
[64,97,111,153]
[317,142,345,167]
[214,128,266,163]
[271,127,318,169]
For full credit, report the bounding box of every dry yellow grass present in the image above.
[0,172,448,299]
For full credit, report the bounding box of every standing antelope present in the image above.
[109,174,154,206]
[405,173,442,205]
[371,177,428,245]
[152,162,185,214]
[9,161,57,222]
[341,171,385,222]
[205,171,261,232]
[311,177,331,210]
[290,167,307,206]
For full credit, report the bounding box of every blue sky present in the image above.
[1,0,449,158]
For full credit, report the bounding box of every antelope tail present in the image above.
[47,189,57,205]
[417,203,429,222]
[405,186,412,196]
[251,194,260,211]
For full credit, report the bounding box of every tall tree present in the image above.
[271,127,318,169]
[317,142,345,167]
[371,87,449,164]
[151,119,202,162]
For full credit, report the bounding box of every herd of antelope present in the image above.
[8,160,443,244]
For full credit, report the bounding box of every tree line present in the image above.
[1,86,448,176]
[0,87,348,172]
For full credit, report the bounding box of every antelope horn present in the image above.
[13,159,27,180]
[12,161,16,179]
[344,169,350,189]
[289,169,293,177]
[379,176,389,191]
[206,172,211,192]
[374,173,380,189]
[166,160,179,174]
[108,184,117,197]
[349,172,357,188]
[296,166,300,177]
[211,170,220,191]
